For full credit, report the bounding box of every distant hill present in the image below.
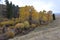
[54,13,60,17]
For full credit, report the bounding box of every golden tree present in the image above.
[47,10,53,22]
[19,6,39,23]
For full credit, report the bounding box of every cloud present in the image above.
[32,1,54,12]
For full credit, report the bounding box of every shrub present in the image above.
[0,21,8,26]
[8,20,14,25]
[6,31,15,38]
[9,26,15,29]
[15,23,24,29]
[15,19,20,24]
[24,21,30,28]
[31,24,36,28]
[0,20,14,26]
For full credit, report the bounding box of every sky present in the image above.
[0,0,60,13]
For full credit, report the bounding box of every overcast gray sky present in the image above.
[0,0,60,13]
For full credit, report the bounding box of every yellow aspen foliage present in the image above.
[47,11,53,22]
[39,10,48,21]
[42,14,48,21]
[19,6,29,22]
[32,10,39,20]
[19,6,39,22]
[39,11,43,20]
[19,7,26,22]
[19,6,53,24]
[39,10,53,23]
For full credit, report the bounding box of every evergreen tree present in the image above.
[5,0,9,18]
[12,4,15,18]
[9,2,13,18]
[5,0,13,19]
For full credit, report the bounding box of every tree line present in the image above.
[5,0,19,19]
